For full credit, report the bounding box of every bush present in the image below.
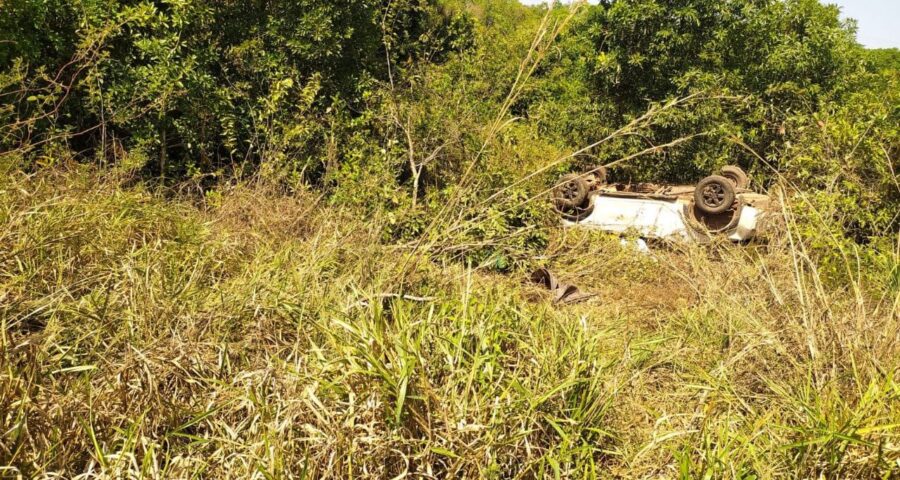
[0,0,472,179]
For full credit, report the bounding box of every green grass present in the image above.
[1,164,898,478]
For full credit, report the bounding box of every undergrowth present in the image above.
[1,164,897,479]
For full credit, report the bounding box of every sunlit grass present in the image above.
[1,164,897,478]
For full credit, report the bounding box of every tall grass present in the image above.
[1,161,897,478]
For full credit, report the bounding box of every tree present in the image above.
[0,0,471,180]
[539,0,865,181]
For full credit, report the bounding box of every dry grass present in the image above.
[1,163,898,479]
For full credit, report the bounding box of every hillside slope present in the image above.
[1,0,898,477]
[2,165,897,478]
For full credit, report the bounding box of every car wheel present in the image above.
[553,174,589,210]
[720,165,750,189]
[694,175,736,215]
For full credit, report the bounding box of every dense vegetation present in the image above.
[1,0,898,478]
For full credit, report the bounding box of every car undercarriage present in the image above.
[552,166,773,243]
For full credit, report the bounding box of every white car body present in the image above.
[562,193,767,242]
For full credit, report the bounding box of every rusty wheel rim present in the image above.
[701,183,727,209]
[561,181,580,201]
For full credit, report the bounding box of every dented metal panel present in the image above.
[727,206,764,242]
[563,195,692,239]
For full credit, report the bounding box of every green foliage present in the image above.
[546,0,862,182]
[864,48,900,73]
[779,67,899,283]
[1,0,473,178]
[586,0,860,108]
[0,0,77,67]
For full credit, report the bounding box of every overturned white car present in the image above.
[552,166,772,242]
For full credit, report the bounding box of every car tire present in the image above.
[553,174,589,211]
[720,165,750,189]
[694,175,736,215]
